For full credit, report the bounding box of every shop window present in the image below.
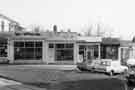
[55,44,74,61]
[49,43,54,48]
[35,48,42,59]
[0,40,7,57]
[79,45,99,61]
[56,44,64,48]
[56,49,73,61]
[14,41,42,60]
[101,46,118,60]
[65,44,73,48]
[14,42,24,47]
[25,42,34,47]
[93,45,99,59]
[35,42,42,47]
[79,45,85,61]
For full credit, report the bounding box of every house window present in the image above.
[14,41,42,60]
[55,44,74,61]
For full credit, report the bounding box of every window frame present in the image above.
[14,40,43,60]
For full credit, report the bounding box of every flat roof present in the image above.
[76,36,102,42]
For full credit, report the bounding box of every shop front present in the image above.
[120,41,135,65]
[78,44,100,63]
[0,37,8,63]
[8,35,45,63]
[76,37,101,63]
[101,38,120,60]
[47,42,75,64]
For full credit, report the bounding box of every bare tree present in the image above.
[83,25,93,36]
[96,23,105,37]
[28,24,44,32]
[84,23,113,37]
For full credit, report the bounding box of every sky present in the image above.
[0,0,135,40]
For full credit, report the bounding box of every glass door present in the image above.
[86,48,94,63]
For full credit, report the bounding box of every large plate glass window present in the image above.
[55,44,74,61]
[14,41,42,60]
[0,38,7,57]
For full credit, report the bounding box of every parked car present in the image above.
[77,60,100,71]
[126,58,135,66]
[0,57,9,64]
[77,59,128,76]
[125,66,135,84]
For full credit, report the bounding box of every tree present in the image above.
[95,23,105,37]
[28,24,44,32]
[83,25,93,36]
[83,23,113,37]
[132,36,135,42]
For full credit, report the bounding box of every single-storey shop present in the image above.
[0,32,122,64]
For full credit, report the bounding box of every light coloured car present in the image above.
[126,58,135,66]
[103,60,128,76]
[77,59,128,76]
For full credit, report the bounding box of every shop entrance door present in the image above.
[86,48,94,63]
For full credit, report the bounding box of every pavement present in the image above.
[0,64,77,70]
[0,78,46,90]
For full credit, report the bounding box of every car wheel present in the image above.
[77,67,86,71]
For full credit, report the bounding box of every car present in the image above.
[77,59,128,76]
[0,57,9,64]
[77,59,101,72]
[126,58,135,66]
[125,66,135,84]
[104,60,128,76]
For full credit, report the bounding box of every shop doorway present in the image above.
[86,48,94,63]
[79,45,99,63]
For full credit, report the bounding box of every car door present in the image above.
[95,61,107,72]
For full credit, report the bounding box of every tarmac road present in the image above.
[0,65,133,90]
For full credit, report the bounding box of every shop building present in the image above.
[0,31,129,64]
[1,31,101,64]
[0,14,132,65]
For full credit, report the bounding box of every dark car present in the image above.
[125,66,135,84]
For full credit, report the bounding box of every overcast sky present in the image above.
[0,0,135,39]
